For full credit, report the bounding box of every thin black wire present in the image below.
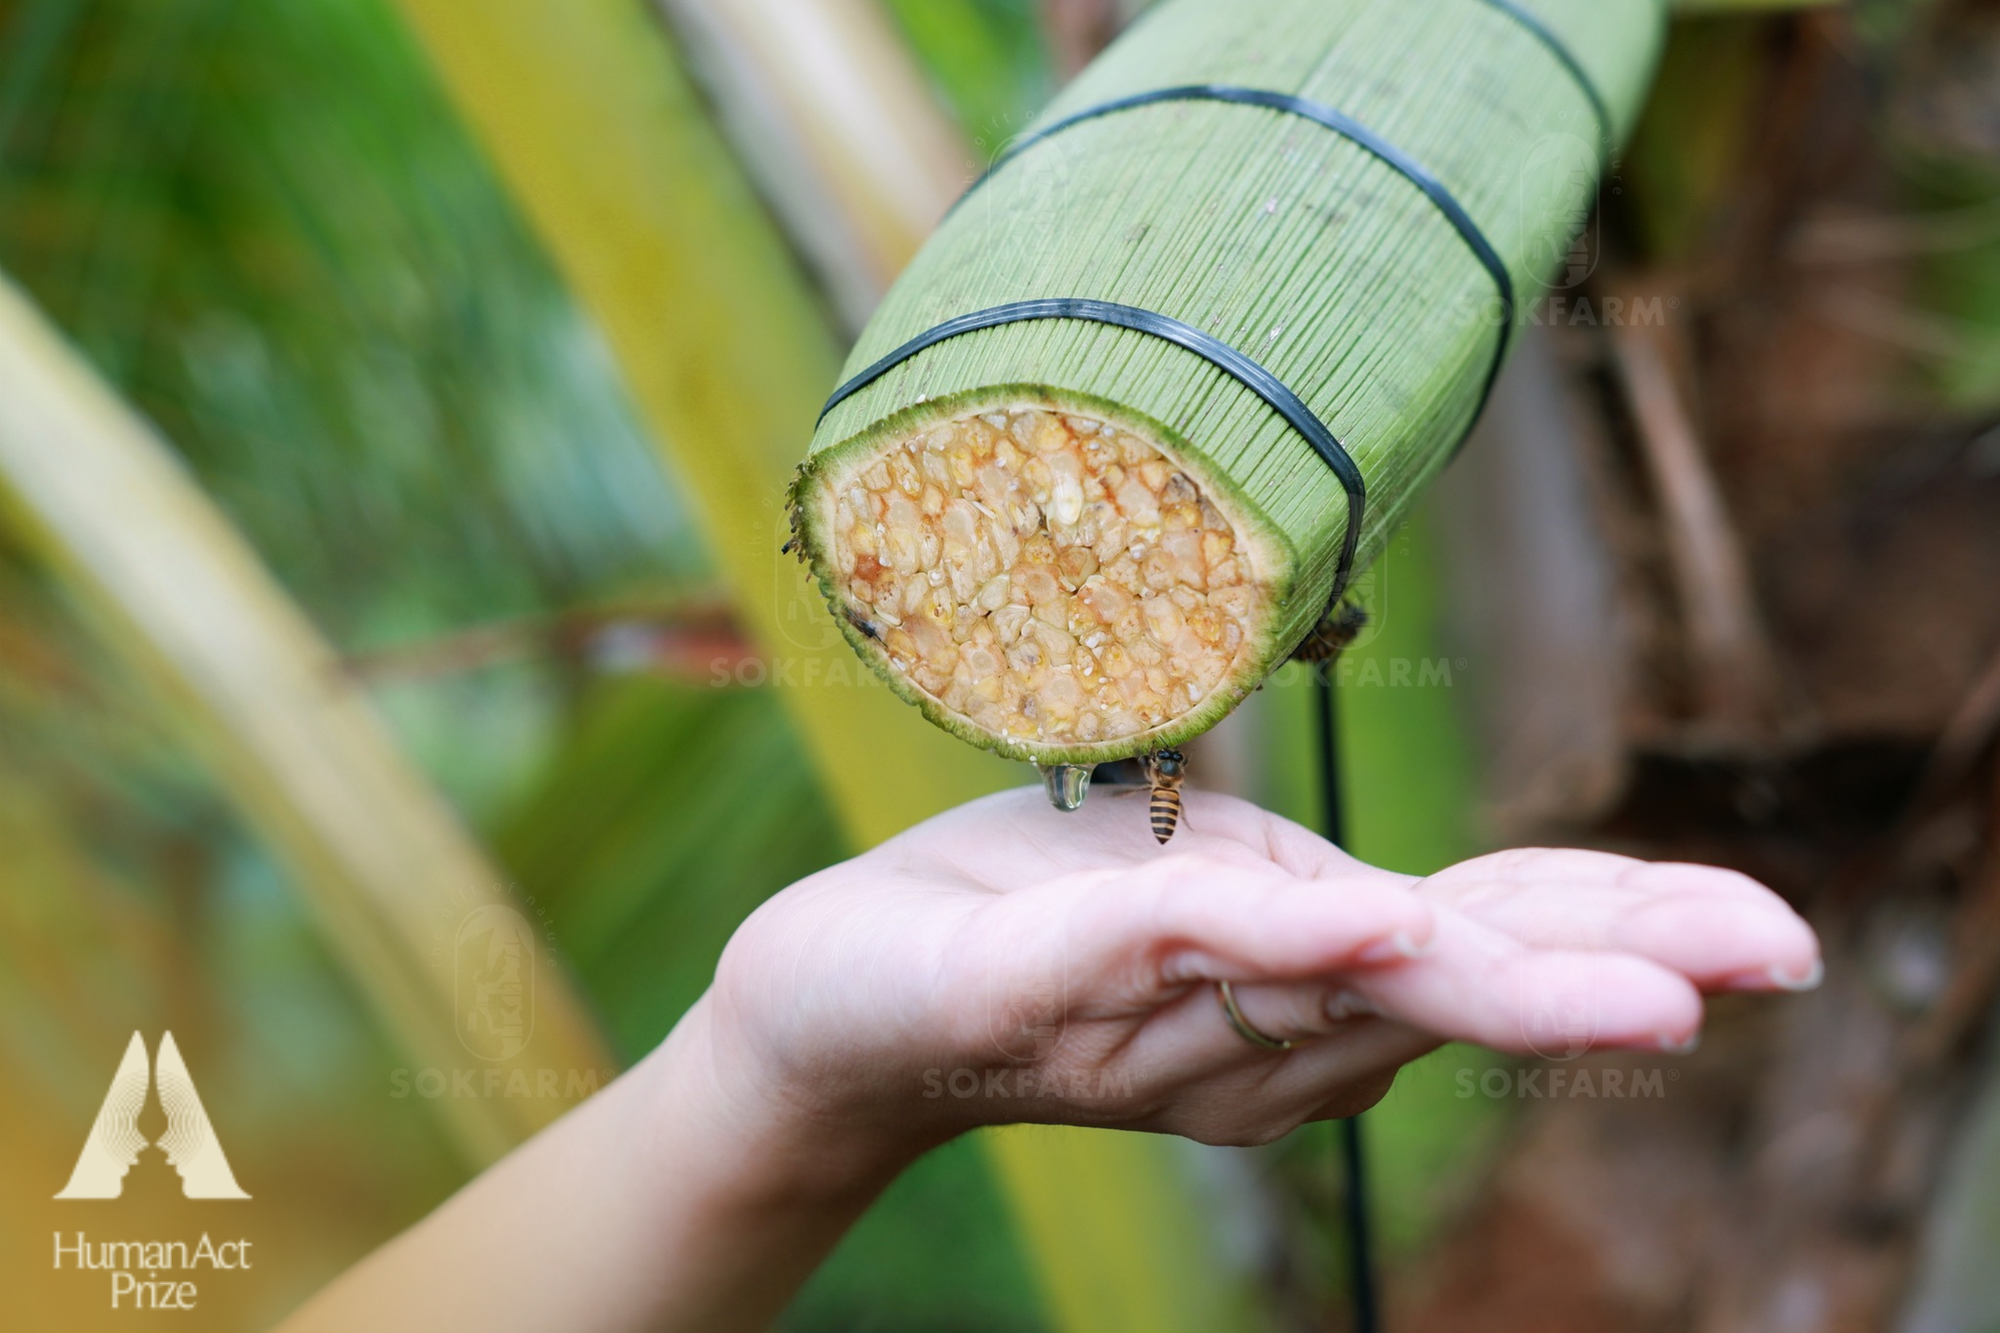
[1339,1112,1380,1333]
[1315,667,1379,1333]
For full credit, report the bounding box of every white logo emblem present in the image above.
[56,1032,250,1200]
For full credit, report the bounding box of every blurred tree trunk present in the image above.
[1399,4,2000,1329]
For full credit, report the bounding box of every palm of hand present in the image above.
[708,787,1817,1152]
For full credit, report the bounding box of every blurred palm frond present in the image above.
[655,0,969,328]
[0,269,614,1165]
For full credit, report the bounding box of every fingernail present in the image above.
[1717,957,1826,993]
[1770,958,1823,992]
[1355,928,1431,964]
[1656,1031,1701,1055]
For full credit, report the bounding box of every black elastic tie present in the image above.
[954,83,1515,430]
[818,297,1367,600]
[1476,0,1613,151]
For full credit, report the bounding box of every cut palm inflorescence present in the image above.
[792,0,1665,768]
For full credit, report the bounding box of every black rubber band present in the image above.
[954,83,1516,430]
[1476,0,1613,150]
[818,297,1367,600]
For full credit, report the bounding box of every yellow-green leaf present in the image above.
[0,271,614,1169]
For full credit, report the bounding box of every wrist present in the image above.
[635,993,929,1211]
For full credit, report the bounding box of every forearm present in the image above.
[280,997,911,1333]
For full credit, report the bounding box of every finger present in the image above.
[1016,855,1437,1001]
[1416,848,1821,991]
[1220,977,1387,1046]
[1138,910,1700,1068]
[1345,903,1706,1055]
[1166,802,1819,993]
[1120,1019,1433,1145]
[1099,888,1703,1079]
[1104,975,1385,1073]
[1092,804,1821,995]
[1088,964,1424,1093]
[1282,1024,1439,1121]
[1259,1018,1437,1093]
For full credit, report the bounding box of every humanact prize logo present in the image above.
[52,1031,255,1312]
[57,1031,248,1201]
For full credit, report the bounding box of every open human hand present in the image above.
[285,787,1823,1333]
[695,786,1820,1165]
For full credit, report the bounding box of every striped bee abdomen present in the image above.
[1143,748,1188,844]
[1149,786,1183,843]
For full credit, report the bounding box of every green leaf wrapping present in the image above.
[795,0,1666,765]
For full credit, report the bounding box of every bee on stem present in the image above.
[1143,749,1187,844]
